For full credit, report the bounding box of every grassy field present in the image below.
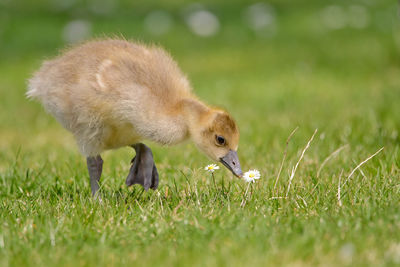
[1,0,400,266]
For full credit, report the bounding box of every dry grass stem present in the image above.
[173,199,184,217]
[358,168,367,179]
[343,147,384,187]
[194,183,202,212]
[157,191,164,213]
[286,129,318,197]
[317,144,349,178]
[274,126,299,191]
[269,196,287,200]
[240,183,251,207]
[297,195,308,207]
[337,169,344,207]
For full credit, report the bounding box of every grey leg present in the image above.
[86,155,103,198]
[126,143,159,190]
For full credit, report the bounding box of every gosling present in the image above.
[27,39,243,197]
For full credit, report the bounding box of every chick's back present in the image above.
[27,39,193,155]
[29,40,189,134]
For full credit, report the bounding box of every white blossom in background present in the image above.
[144,10,174,36]
[243,2,276,32]
[347,5,369,29]
[62,20,91,44]
[88,0,117,16]
[185,6,220,37]
[204,164,220,173]
[386,243,400,264]
[321,5,370,30]
[339,243,355,263]
[320,5,347,29]
[243,169,261,183]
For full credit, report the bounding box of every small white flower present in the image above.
[204,164,220,172]
[243,169,261,183]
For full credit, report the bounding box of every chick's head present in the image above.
[192,110,243,177]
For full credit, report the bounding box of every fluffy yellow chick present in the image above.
[27,39,242,196]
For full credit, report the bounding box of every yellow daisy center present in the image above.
[208,166,213,170]
[249,173,254,178]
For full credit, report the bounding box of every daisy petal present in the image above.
[204,164,220,172]
[243,169,261,183]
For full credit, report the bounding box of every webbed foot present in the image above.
[126,143,159,190]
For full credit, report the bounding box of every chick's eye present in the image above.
[216,135,226,146]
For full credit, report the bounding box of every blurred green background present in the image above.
[1,0,399,161]
[0,0,400,266]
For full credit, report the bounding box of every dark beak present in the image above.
[220,150,243,178]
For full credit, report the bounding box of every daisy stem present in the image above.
[211,172,217,190]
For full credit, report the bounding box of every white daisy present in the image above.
[243,169,261,183]
[204,164,220,172]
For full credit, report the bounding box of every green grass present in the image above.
[1,0,400,266]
